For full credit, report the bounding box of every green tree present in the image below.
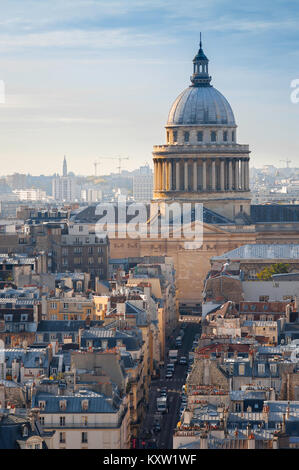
[256,263,290,281]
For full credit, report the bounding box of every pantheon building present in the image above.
[74,41,299,304]
[153,38,251,220]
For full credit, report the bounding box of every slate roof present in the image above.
[2,349,49,368]
[32,391,117,414]
[80,328,142,351]
[211,244,299,261]
[37,320,103,332]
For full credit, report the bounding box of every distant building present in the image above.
[52,157,78,202]
[133,165,153,202]
[12,189,47,201]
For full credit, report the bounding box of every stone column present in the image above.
[235,158,239,190]
[245,158,250,190]
[202,159,207,191]
[184,161,188,191]
[193,160,198,191]
[156,161,161,190]
[176,160,180,191]
[220,159,225,191]
[212,159,216,191]
[241,159,245,190]
[228,159,233,190]
[168,160,172,191]
[162,160,166,191]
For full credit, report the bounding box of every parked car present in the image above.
[165,371,173,379]
[179,356,187,365]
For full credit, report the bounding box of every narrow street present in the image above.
[137,322,201,449]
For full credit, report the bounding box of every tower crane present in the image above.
[280,159,292,168]
[93,160,101,176]
[98,156,129,175]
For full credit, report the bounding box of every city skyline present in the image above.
[0,0,298,175]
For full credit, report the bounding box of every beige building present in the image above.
[33,390,130,449]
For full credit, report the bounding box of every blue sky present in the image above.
[0,0,298,175]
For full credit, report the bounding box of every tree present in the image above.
[256,263,290,281]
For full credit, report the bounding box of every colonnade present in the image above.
[153,157,250,192]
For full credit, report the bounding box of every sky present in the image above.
[0,0,299,176]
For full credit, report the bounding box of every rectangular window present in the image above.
[81,432,88,443]
[258,363,265,375]
[184,131,189,142]
[211,131,217,142]
[60,416,65,426]
[223,131,228,141]
[270,363,277,374]
[173,131,178,142]
[81,416,88,426]
[59,432,66,443]
[197,131,203,142]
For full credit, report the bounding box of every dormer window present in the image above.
[81,400,89,411]
[59,399,67,411]
[38,401,46,410]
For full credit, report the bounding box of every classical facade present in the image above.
[153,38,251,220]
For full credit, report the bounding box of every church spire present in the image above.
[190,34,212,87]
[63,155,67,177]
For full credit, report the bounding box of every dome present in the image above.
[167,85,236,126]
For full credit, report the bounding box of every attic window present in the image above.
[38,401,46,410]
[22,425,29,437]
[81,400,89,411]
[59,400,67,410]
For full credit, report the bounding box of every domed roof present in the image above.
[167,85,236,126]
